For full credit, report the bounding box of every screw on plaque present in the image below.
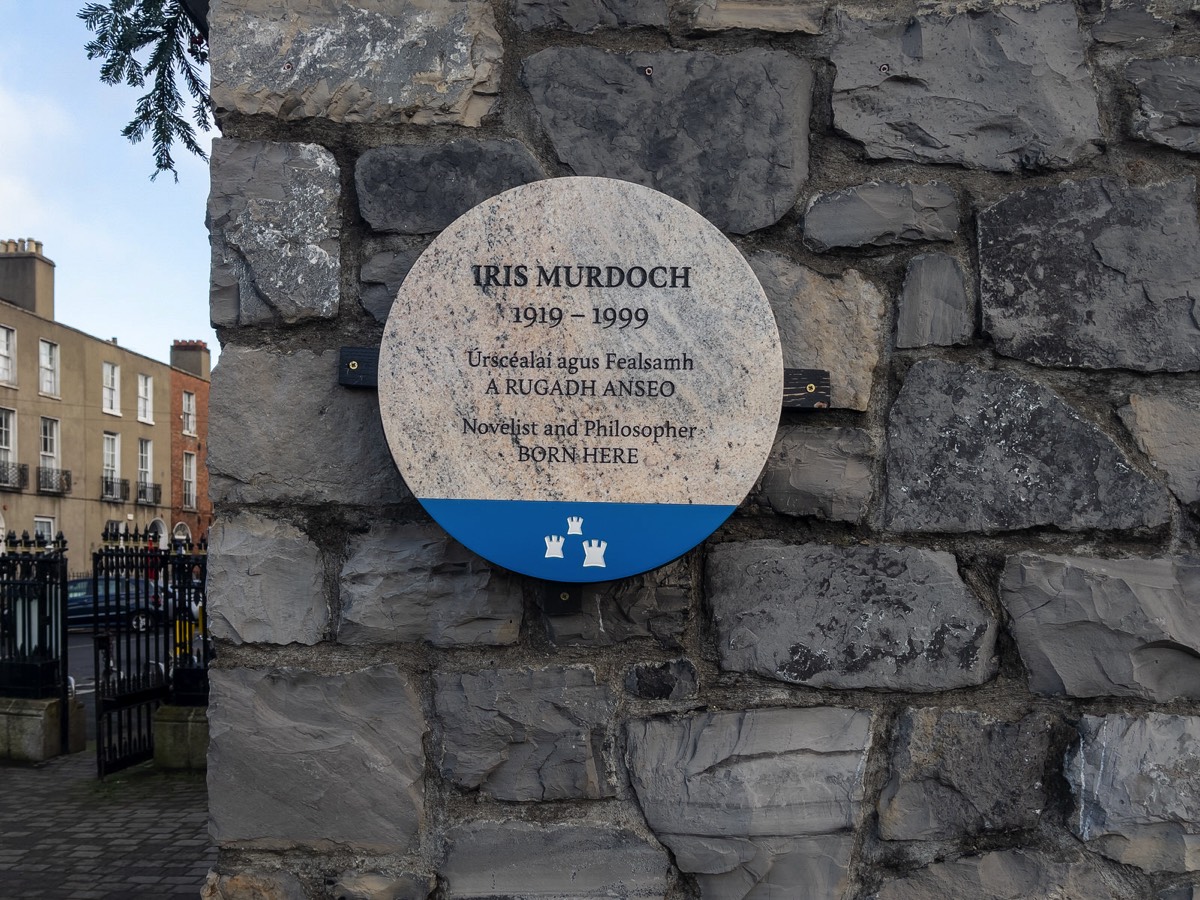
[542,583,582,615]
[349,360,359,370]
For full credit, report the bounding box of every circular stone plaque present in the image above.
[379,177,782,582]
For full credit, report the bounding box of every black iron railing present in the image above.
[135,481,162,505]
[100,477,130,502]
[0,462,29,491]
[0,532,69,734]
[37,467,72,494]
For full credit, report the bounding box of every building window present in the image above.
[0,408,13,466]
[0,327,15,385]
[136,438,158,504]
[39,340,58,395]
[40,417,58,468]
[103,432,119,481]
[102,361,120,414]
[36,418,69,494]
[138,438,152,484]
[102,432,123,501]
[33,517,55,542]
[137,374,153,423]
[181,390,196,435]
[0,409,24,491]
[182,452,196,510]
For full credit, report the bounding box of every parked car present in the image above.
[65,577,172,632]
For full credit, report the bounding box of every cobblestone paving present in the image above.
[0,751,213,899]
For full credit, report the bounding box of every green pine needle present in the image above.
[79,0,213,181]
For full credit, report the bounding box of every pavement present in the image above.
[0,750,214,899]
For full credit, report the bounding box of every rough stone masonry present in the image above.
[203,1,1200,898]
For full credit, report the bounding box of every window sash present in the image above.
[182,391,197,434]
[102,362,119,412]
[137,374,153,421]
[39,341,58,394]
[182,452,196,508]
[103,433,119,480]
[0,409,12,465]
[0,328,14,384]
[138,439,152,481]
[40,418,58,466]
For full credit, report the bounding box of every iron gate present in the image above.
[93,527,208,778]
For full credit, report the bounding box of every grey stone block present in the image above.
[895,253,972,348]
[1129,58,1200,155]
[543,557,690,649]
[884,361,1172,533]
[433,666,616,801]
[625,659,698,700]
[513,0,667,31]
[802,181,958,252]
[831,5,1102,171]
[330,871,434,900]
[523,48,812,234]
[1095,9,1173,44]
[209,0,501,126]
[707,540,997,691]
[208,666,425,851]
[356,140,544,235]
[359,244,426,323]
[440,821,669,898]
[686,0,826,33]
[1069,713,1200,873]
[208,139,340,327]
[338,523,522,647]
[761,425,874,522]
[207,512,328,646]
[153,705,209,771]
[978,177,1200,372]
[750,252,886,410]
[870,849,1116,900]
[690,835,856,899]
[1121,388,1200,507]
[1001,553,1200,701]
[202,869,307,900]
[209,345,409,505]
[878,708,1050,841]
[0,697,84,762]
[627,706,871,897]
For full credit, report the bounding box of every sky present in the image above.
[0,2,218,366]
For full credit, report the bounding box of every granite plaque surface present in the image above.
[379,178,782,582]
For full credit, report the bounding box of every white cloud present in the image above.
[0,81,74,164]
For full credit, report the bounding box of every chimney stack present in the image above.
[0,238,55,319]
[171,339,211,379]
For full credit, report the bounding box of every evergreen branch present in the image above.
[78,0,212,181]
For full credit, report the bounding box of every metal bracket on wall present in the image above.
[338,347,832,409]
[540,582,584,616]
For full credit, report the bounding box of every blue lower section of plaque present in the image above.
[420,498,737,583]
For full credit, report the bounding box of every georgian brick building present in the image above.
[168,340,212,545]
[0,239,211,555]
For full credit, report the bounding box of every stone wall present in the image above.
[202,1,1200,898]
